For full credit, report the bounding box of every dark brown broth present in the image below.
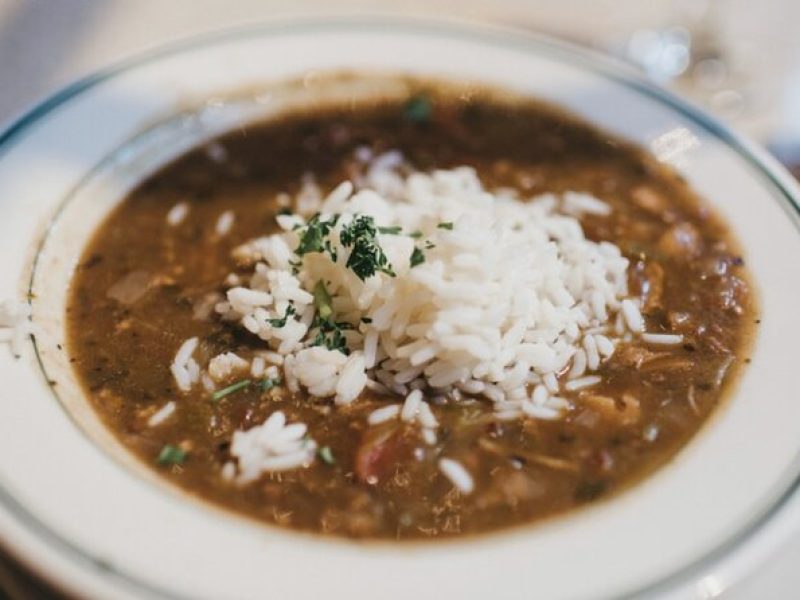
[67,87,755,539]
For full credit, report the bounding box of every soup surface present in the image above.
[67,82,755,539]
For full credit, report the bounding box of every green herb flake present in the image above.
[310,315,353,355]
[360,317,373,324]
[318,446,336,465]
[157,444,186,466]
[295,213,340,258]
[323,239,338,262]
[410,247,426,268]
[378,225,403,235]
[408,230,423,239]
[403,95,433,123]
[309,279,354,354]
[212,379,251,402]
[339,215,396,281]
[268,304,296,328]
[437,221,454,230]
[260,377,281,392]
[313,280,334,320]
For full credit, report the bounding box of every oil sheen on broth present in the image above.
[67,82,755,539]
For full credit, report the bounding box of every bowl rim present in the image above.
[2,15,800,600]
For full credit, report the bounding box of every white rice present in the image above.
[230,411,316,483]
[532,384,549,406]
[147,401,176,427]
[544,372,559,394]
[401,389,423,421]
[367,404,400,425]
[208,351,249,382]
[363,388,440,445]
[496,409,524,421]
[621,299,645,333]
[216,210,235,236]
[352,385,442,448]
[170,337,200,392]
[438,458,474,494]
[215,156,664,420]
[562,191,612,216]
[221,461,236,481]
[166,202,189,226]
[594,334,615,357]
[417,401,439,429]
[0,299,32,358]
[564,375,602,392]
[201,373,216,393]
[421,428,437,445]
[521,403,561,420]
[641,332,684,345]
[569,349,587,379]
[283,347,367,405]
[250,356,266,378]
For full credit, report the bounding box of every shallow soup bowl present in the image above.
[0,18,799,600]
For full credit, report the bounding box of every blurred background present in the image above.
[1,0,799,597]
[3,0,800,162]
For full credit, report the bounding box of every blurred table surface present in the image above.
[1,0,799,598]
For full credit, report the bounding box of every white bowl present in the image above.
[0,18,799,600]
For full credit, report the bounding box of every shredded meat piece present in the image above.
[612,344,668,369]
[639,356,695,373]
[581,393,641,426]
[631,186,676,223]
[354,423,414,484]
[667,311,694,333]
[106,270,153,305]
[498,471,544,505]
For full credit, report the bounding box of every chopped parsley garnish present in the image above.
[260,377,281,392]
[323,238,338,262]
[403,95,433,123]
[310,315,353,355]
[157,444,186,466]
[437,221,454,230]
[318,446,336,465]
[360,317,373,324]
[211,379,251,401]
[294,213,398,281]
[267,304,296,328]
[410,246,426,268]
[309,280,352,354]
[408,230,423,239]
[339,215,396,281]
[295,213,340,258]
[313,280,334,320]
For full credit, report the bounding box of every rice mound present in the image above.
[213,152,645,420]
